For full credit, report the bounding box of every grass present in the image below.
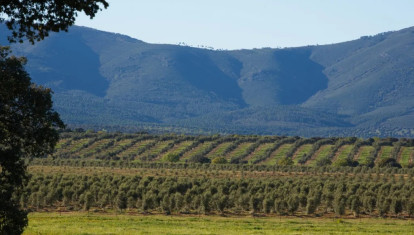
[376,146,394,162]
[54,138,72,150]
[246,143,274,164]
[117,140,155,158]
[179,141,214,162]
[263,144,293,165]
[308,145,334,166]
[99,139,134,156]
[206,142,233,159]
[292,144,312,165]
[332,145,353,164]
[58,138,90,155]
[160,141,194,161]
[24,212,414,235]
[399,147,414,167]
[75,139,113,158]
[139,140,174,158]
[356,146,375,165]
[225,142,254,160]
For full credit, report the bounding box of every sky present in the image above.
[75,0,414,50]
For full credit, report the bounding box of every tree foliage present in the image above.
[19,168,414,218]
[1,1,108,233]
[0,47,64,233]
[0,0,109,43]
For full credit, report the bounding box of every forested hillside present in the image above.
[2,25,414,137]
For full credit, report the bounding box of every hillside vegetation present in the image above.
[2,25,414,137]
[49,131,414,168]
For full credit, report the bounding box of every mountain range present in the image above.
[2,25,414,137]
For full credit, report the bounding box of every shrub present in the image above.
[164,153,180,162]
[212,157,228,164]
[377,158,402,168]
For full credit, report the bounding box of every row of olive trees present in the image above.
[51,132,414,167]
[29,158,414,176]
[19,172,414,217]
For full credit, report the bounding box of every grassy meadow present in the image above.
[24,212,414,235]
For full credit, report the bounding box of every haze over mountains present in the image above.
[2,25,414,137]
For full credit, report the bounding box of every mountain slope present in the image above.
[2,25,414,137]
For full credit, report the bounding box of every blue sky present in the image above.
[75,0,414,50]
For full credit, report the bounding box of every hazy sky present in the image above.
[75,0,414,50]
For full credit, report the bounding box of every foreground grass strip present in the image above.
[24,212,414,235]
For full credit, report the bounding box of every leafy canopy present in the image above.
[0,46,65,233]
[0,0,109,43]
[0,0,108,233]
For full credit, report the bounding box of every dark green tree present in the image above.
[407,199,414,218]
[174,193,184,213]
[249,195,261,216]
[333,196,346,216]
[275,198,288,215]
[142,194,153,213]
[262,196,273,214]
[390,198,403,217]
[214,194,228,215]
[83,192,94,212]
[200,192,211,215]
[287,195,300,215]
[377,197,391,217]
[350,195,361,217]
[116,192,127,212]
[0,48,64,233]
[363,195,376,215]
[0,1,108,233]
[161,194,171,215]
[1,0,109,43]
[305,197,317,215]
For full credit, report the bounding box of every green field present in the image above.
[263,144,293,165]
[225,142,254,160]
[332,145,353,164]
[399,147,414,167]
[23,212,414,235]
[119,139,155,159]
[355,146,375,165]
[180,141,214,162]
[246,143,275,164]
[77,139,113,158]
[52,132,414,167]
[139,140,175,160]
[307,144,333,166]
[16,133,414,234]
[160,140,194,162]
[206,142,233,159]
[292,144,313,164]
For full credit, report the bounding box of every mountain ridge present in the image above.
[2,25,414,137]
